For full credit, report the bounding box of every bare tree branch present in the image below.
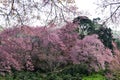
[0,0,78,27]
[102,5,120,25]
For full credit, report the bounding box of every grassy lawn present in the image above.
[82,74,106,80]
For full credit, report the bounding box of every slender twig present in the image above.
[105,2,120,6]
[102,5,120,25]
[61,9,68,22]
[46,3,53,23]
[40,0,50,9]
[58,0,75,13]
[15,9,24,25]
[8,0,15,15]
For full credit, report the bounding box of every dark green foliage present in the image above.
[73,16,96,39]
[114,38,120,49]
[0,70,106,80]
[61,74,82,80]
[0,65,63,79]
[46,73,62,80]
[12,71,42,80]
[1,71,43,80]
[46,73,82,80]
[0,66,107,80]
[95,27,113,50]
[73,16,114,50]
[0,70,82,80]
[61,64,90,76]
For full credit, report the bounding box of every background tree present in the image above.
[73,16,114,50]
[73,16,95,38]
[95,27,113,50]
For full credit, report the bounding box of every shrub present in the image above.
[46,73,62,80]
[114,38,120,49]
[95,27,113,50]
[0,71,43,80]
[60,64,90,76]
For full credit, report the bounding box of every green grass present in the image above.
[82,74,106,80]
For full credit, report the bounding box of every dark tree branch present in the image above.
[109,2,120,6]
[102,5,120,25]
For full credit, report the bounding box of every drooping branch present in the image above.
[0,0,78,27]
[98,0,120,24]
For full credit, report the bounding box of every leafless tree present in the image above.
[97,0,120,25]
[0,0,80,28]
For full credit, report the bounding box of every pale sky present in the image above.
[75,0,109,20]
[75,0,99,18]
[75,0,120,31]
[0,0,119,30]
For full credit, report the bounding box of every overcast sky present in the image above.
[75,0,120,31]
[0,0,119,30]
[75,0,99,18]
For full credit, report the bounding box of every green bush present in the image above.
[62,74,81,80]
[114,38,120,49]
[60,64,90,76]
[46,73,62,80]
[0,70,107,80]
[95,27,113,50]
[0,64,108,80]
[3,71,43,80]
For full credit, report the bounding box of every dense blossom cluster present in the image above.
[0,23,115,75]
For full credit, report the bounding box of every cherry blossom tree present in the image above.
[0,22,115,75]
